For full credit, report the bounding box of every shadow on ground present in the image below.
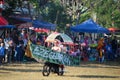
[78,61,120,69]
[0,67,42,73]
[64,74,120,79]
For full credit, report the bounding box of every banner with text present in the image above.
[30,43,80,66]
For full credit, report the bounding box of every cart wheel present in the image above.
[42,64,50,76]
[57,67,64,76]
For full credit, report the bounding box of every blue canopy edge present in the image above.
[0,25,15,28]
[10,16,56,30]
[70,19,110,33]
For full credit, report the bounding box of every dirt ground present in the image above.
[0,61,120,80]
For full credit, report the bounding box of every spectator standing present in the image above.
[0,43,5,65]
[111,36,118,59]
[16,36,25,62]
[0,37,3,44]
[20,29,28,47]
[97,38,104,63]
[8,39,14,63]
[105,42,113,61]
[4,33,12,63]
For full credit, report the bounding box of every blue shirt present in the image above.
[0,47,5,56]
[105,44,112,53]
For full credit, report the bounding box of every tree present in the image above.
[44,0,69,31]
[2,0,120,31]
[2,0,17,17]
[60,0,90,25]
[89,0,120,28]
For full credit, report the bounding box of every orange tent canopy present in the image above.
[108,27,119,32]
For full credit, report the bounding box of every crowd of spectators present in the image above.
[0,28,28,65]
[71,34,120,63]
[0,29,120,65]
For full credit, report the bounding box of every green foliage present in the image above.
[113,10,120,28]
[39,0,70,31]
[2,0,120,31]
[92,0,120,28]
[80,12,91,23]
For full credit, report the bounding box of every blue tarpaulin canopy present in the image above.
[33,20,56,30]
[10,16,56,30]
[0,25,15,28]
[70,19,110,33]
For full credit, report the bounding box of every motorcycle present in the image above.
[42,62,64,76]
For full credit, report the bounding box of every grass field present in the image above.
[0,61,120,80]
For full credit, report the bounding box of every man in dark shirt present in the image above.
[111,36,118,59]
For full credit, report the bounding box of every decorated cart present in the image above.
[30,43,80,66]
[26,33,80,76]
